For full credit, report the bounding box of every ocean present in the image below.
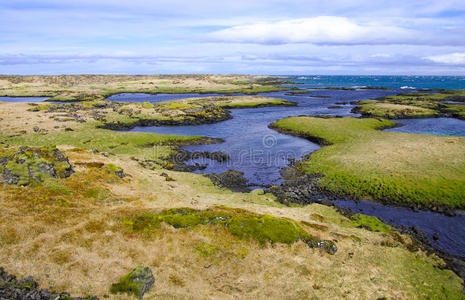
[280,75,465,90]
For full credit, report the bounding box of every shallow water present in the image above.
[0,96,50,102]
[386,118,465,136]
[126,88,465,258]
[129,89,397,185]
[334,200,465,257]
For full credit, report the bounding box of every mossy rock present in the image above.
[0,146,74,186]
[103,163,126,178]
[110,266,155,299]
[128,207,337,254]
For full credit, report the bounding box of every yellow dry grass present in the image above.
[0,147,462,299]
[0,89,463,299]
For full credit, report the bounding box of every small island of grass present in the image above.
[353,90,465,120]
[270,116,465,209]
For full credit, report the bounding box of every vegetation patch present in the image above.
[353,90,465,120]
[350,214,392,232]
[125,207,337,254]
[0,145,73,186]
[353,102,439,119]
[270,116,465,209]
[0,75,291,101]
[110,266,155,299]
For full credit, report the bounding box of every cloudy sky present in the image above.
[1,0,465,75]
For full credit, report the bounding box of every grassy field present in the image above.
[353,102,439,119]
[353,90,465,120]
[0,74,292,101]
[0,141,462,299]
[0,85,464,298]
[19,95,294,131]
[271,116,465,209]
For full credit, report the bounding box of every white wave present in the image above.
[400,86,416,89]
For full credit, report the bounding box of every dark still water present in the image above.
[126,87,465,258]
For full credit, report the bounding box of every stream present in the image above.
[120,88,465,259]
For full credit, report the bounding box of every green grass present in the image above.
[270,117,465,208]
[368,90,465,120]
[354,102,439,119]
[125,206,337,254]
[0,122,204,162]
[350,214,392,232]
[110,266,153,298]
[102,85,291,98]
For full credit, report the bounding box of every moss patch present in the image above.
[350,214,392,232]
[110,266,155,299]
[126,207,337,254]
[0,145,73,186]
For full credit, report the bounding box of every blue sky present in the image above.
[1,0,465,75]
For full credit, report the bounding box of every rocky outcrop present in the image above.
[205,170,250,193]
[166,149,230,172]
[0,146,74,186]
[110,266,155,299]
[101,105,232,130]
[265,162,331,206]
[0,267,97,300]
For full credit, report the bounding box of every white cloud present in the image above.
[425,53,465,65]
[205,17,421,45]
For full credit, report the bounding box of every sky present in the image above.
[1,0,465,75]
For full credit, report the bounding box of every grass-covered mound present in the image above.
[353,90,465,120]
[27,95,293,130]
[353,101,439,119]
[270,116,465,209]
[125,207,337,254]
[1,126,210,167]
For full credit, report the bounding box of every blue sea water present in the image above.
[281,75,465,90]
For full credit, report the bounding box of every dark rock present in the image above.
[266,173,327,206]
[303,238,338,255]
[205,170,250,193]
[166,149,230,173]
[0,267,98,299]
